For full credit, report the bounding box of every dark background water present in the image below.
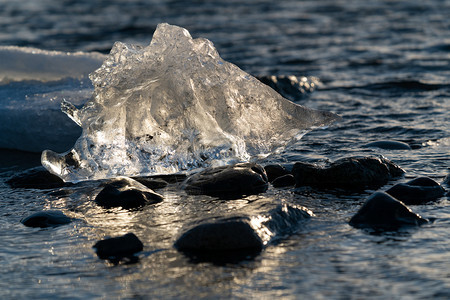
[0,0,449,299]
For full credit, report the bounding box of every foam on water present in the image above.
[41,23,339,182]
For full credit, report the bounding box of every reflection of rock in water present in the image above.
[42,23,339,183]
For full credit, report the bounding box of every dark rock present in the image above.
[174,203,312,263]
[264,164,290,182]
[93,233,143,260]
[364,140,412,150]
[292,156,404,190]
[175,217,264,253]
[95,177,163,209]
[6,166,66,189]
[181,163,268,197]
[349,192,428,231]
[132,177,168,189]
[386,177,446,205]
[21,210,72,228]
[272,174,296,188]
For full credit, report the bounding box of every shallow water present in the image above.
[0,0,449,299]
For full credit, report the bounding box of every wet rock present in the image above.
[6,166,66,189]
[181,163,268,197]
[93,233,143,261]
[272,174,296,188]
[364,140,412,150]
[175,217,264,253]
[292,156,404,190]
[386,177,446,205]
[95,177,163,209]
[264,164,290,182]
[174,202,312,263]
[21,210,72,228]
[349,192,428,231]
[132,177,168,190]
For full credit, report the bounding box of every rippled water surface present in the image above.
[1,0,449,299]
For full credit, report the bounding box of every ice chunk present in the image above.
[42,23,339,182]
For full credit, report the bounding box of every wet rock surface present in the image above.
[264,164,291,182]
[6,166,67,189]
[349,192,428,231]
[292,156,404,190]
[21,210,72,228]
[174,202,312,263]
[363,140,412,150]
[386,177,446,205]
[93,232,144,262]
[272,174,296,188]
[181,163,268,197]
[95,177,163,209]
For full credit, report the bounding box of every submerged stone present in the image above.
[21,210,72,228]
[272,174,295,188]
[95,177,163,209]
[364,140,412,150]
[386,177,445,205]
[41,23,339,183]
[264,164,290,182]
[93,232,144,260]
[6,166,66,189]
[292,156,404,190]
[349,192,428,231]
[181,163,268,197]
